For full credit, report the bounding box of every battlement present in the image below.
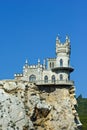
[56,35,71,56]
[14,73,23,77]
[23,59,46,70]
[23,64,44,69]
[56,35,70,45]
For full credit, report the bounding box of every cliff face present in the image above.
[0,80,80,130]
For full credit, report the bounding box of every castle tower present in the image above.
[51,35,74,82]
[56,35,71,67]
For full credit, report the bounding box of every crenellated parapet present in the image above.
[23,59,45,70]
[56,35,71,56]
[14,73,23,77]
[14,73,23,80]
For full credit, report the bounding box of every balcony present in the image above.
[51,66,74,72]
[35,80,74,86]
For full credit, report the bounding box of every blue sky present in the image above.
[0,0,87,97]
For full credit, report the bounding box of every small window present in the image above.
[44,75,48,83]
[50,62,51,68]
[60,59,63,67]
[60,74,63,80]
[52,75,55,83]
[29,74,36,82]
[68,75,70,80]
[52,62,54,68]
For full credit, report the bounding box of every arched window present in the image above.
[52,75,55,83]
[60,59,63,67]
[60,74,63,80]
[52,62,54,68]
[29,74,36,82]
[44,75,48,83]
[68,75,70,80]
[50,62,51,68]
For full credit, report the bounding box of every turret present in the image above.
[52,35,74,82]
[56,35,71,67]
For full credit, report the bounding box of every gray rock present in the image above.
[0,80,81,130]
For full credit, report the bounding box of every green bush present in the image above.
[77,96,87,130]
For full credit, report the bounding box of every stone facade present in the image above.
[14,35,73,85]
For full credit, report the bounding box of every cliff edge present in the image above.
[0,80,81,130]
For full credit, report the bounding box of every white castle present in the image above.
[14,35,74,86]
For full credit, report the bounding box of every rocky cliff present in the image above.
[0,80,81,130]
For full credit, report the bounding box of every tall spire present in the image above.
[56,34,60,43]
[25,59,28,67]
[38,58,40,66]
[25,59,28,64]
[38,58,40,63]
[66,35,70,43]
